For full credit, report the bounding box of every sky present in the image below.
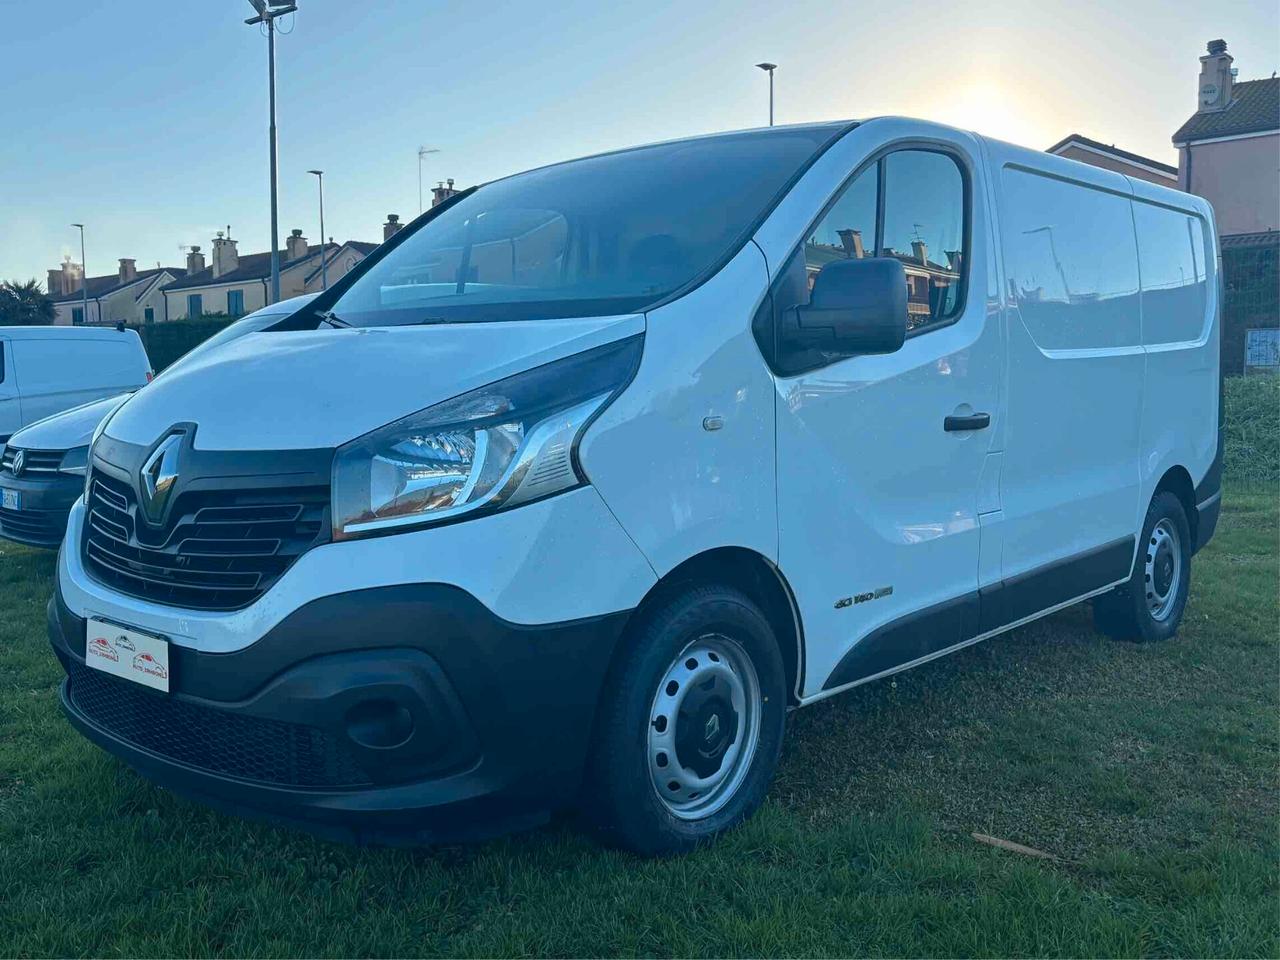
[1,0,1276,286]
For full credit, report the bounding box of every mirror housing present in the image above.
[786,257,909,363]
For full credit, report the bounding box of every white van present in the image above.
[50,119,1221,854]
[0,326,150,446]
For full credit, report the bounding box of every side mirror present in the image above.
[791,257,908,357]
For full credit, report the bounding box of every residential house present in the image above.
[1173,39,1279,373]
[1046,134,1178,187]
[48,257,185,325]
[160,227,380,320]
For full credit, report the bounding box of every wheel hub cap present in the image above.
[647,634,761,821]
[1144,519,1182,622]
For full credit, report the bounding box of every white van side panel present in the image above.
[987,143,1146,583]
[9,330,149,430]
[0,338,17,442]
[579,244,779,576]
[1127,177,1220,516]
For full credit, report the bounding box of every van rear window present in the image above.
[330,124,849,325]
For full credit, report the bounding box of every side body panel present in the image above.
[985,142,1146,588]
[1127,177,1221,519]
[579,244,780,576]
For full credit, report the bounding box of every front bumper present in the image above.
[0,472,81,548]
[49,582,631,844]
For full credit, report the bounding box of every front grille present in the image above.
[1,447,63,475]
[67,661,371,788]
[82,469,328,611]
[0,505,65,544]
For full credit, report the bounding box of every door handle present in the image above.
[944,412,990,432]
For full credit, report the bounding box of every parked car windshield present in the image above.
[330,124,849,325]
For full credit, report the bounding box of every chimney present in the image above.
[911,239,929,265]
[286,228,309,261]
[431,179,460,207]
[186,245,206,275]
[1198,39,1235,112]
[51,255,84,297]
[118,258,136,284]
[383,214,403,241]
[837,229,865,259]
[211,230,239,278]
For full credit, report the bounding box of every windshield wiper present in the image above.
[317,309,351,328]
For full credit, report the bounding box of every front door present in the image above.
[770,139,1003,698]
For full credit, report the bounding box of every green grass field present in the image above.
[1,488,1276,958]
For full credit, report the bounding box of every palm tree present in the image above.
[0,279,57,325]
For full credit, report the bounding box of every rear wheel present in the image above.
[1094,490,1192,642]
[584,585,786,856]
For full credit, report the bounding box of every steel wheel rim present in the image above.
[1145,518,1182,622]
[647,633,761,821]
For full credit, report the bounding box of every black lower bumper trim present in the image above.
[50,583,631,843]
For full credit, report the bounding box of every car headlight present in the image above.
[331,335,642,541]
[59,445,89,476]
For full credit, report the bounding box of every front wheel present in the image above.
[584,585,786,856]
[1094,490,1192,643]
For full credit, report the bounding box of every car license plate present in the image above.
[85,617,170,693]
[1,487,18,511]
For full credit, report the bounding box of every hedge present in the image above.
[1224,374,1280,483]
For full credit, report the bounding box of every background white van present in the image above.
[0,326,151,446]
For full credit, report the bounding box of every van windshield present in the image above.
[330,124,848,325]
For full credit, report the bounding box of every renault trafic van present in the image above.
[49,119,1221,854]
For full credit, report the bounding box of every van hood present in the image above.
[104,315,645,451]
[11,393,132,451]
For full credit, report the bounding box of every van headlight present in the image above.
[59,445,90,476]
[331,336,641,541]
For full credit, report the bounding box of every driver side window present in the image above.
[779,149,967,336]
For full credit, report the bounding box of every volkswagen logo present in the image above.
[10,450,25,477]
[140,432,184,524]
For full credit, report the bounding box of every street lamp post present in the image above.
[308,169,326,289]
[755,62,777,126]
[418,146,440,214]
[244,0,297,304]
[70,223,87,324]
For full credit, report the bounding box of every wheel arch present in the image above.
[1154,464,1198,549]
[630,547,806,705]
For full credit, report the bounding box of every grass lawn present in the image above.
[1,487,1276,958]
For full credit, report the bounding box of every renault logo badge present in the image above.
[140,432,183,523]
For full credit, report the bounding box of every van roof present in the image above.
[0,325,141,340]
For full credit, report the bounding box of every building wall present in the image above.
[164,280,270,320]
[1051,144,1179,186]
[51,273,178,326]
[1180,133,1280,235]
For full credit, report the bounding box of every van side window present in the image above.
[1000,168,1141,350]
[799,150,966,335]
[1133,202,1208,344]
[881,151,965,330]
[764,148,970,372]
[0,342,5,384]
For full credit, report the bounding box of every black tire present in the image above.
[583,584,787,856]
[1094,490,1192,643]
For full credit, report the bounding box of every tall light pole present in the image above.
[308,169,327,289]
[245,0,297,304]
[70,223,87,324]
[418,146,440,214]
[755,62,777,126]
